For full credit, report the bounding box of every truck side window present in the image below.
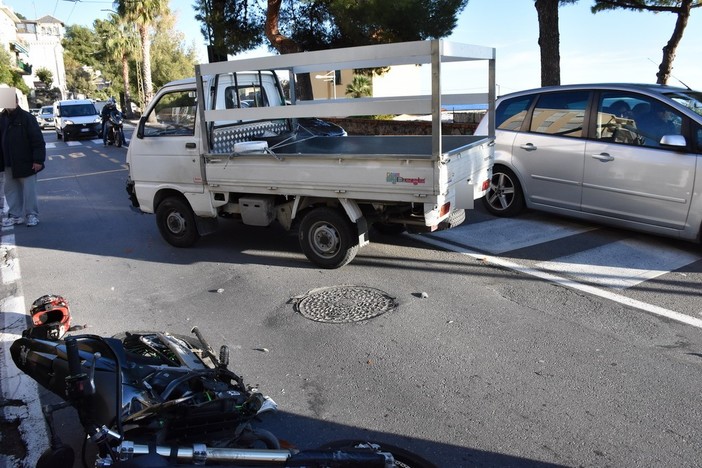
[143,90,196,137]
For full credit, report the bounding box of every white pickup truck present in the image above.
[126,39,496,268]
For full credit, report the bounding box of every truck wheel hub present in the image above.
[166,212,186,234]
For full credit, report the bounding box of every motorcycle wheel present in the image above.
[116,131,123,148]
[317,440,437,468]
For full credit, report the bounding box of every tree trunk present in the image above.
[265,0,313,100]
[209,0,228,62]
[656,0,692,84]
[265,0,301,54]
[139,24,154,105]
[535,0,561,86]
[121,53,133,118]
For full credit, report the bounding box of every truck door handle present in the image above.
[519,143,537,151]
[185,142,196,149]
[591,153,614,162]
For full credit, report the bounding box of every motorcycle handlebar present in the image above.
[65,337,81,377]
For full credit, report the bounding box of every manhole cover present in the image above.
[292,286,397,323]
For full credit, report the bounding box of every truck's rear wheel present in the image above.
[299,207,359,269]
[156,197,200,247]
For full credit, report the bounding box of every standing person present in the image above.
[0,92,46,227]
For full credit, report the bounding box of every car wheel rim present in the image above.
[487,172,516,211]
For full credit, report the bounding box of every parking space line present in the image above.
[431,217,597,254]
[410,233,702,329]
[536,237,701,289]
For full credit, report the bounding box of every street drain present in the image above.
[292,286,397,323]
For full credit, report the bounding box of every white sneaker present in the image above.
[26,215,39,227]
[2,216,24,227]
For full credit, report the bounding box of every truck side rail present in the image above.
[195,39,496,160]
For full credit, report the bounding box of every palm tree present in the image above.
[345,75,372,98]
[101,13,139,116]
[114,0,168,105]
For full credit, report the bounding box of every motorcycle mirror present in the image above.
[36,444,74,468]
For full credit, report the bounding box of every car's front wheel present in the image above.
[483,166,525,217]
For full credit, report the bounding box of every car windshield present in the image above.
[60,104,96,117]
[663,90,702,117]
[40,107,52,115]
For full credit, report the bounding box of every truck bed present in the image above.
[204,134,490,204]
[269,134,486,159]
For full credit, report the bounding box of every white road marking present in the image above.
[0,238,49,467]
[66,141,82,146]
[411,234,702,329]
[45,142,56,149]
[536,238,701,289]
[433,217,597,254]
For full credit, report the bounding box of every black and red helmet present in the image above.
[29,295,71,340]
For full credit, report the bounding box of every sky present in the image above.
[5,0,702,95]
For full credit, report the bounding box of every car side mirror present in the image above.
[136,116,146,139]
[660,134,687,148]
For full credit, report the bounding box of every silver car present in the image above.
[475,83,702,242]
[37,105,55,129]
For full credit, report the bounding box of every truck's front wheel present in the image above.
[299,207,359,269]
[156,197,200,247]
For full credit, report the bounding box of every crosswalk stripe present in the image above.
[535,237,701,289]
[430,217,597,254]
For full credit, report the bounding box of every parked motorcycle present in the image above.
[104,109,125,147]
[11,295,435,467]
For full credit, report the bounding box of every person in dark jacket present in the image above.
[0,95,46,227]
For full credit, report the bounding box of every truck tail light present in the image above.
[439,202,451,217]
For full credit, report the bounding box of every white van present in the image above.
[53,99,101,141]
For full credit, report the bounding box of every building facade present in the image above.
[0,1,67,100]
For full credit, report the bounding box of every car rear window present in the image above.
[530,91,589,137]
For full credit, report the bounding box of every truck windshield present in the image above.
[60,104,97,117]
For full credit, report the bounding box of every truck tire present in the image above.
[299,207,359,269]
[156,197,200,248]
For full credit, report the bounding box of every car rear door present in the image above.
[511,90,590,211]
[582,91,695,230]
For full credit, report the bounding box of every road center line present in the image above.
[39,168,128,182]
[411,234,702,329]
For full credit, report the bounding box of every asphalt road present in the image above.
[1,130,702,467]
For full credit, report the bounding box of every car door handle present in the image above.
[185,142,196,149]
[519,143,537,151]
[591,153,614,162]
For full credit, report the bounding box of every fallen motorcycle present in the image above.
[11,295,435,467]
